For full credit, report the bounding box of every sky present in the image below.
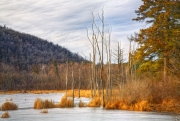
[0,0,146,62]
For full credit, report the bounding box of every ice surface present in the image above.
[0,93,175,121]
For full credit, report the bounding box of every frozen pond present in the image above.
[0,93,177,121]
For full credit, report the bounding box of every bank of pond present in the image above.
[0,90,179,120]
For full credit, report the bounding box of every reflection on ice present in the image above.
[0,93,176,121]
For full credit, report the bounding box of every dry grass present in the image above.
[87,97,101,107]
[0,91,19,94]
[30,90,65,94]
[1,102,18,110]
[20,90,27,94]
[0,90,66,95]
[66,90,92,98]
[34,98,44,109]
[44,99,55,108]
[33,92,43,94]
[40,109,48,113]
[130,100,151,111]
[105,99,151,111]
[56,96,74,108]
[105,99,128,110]
[34,97,75,109]
[154,98,180,113]
[104,78,180,113]
[79,100,86,107]
[1,112,10,118]
[0,77,179,113]
[44,92,49,94]
[34,98,55,109]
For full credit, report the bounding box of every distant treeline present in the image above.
[0,25,85,70]
[0,62,90,91]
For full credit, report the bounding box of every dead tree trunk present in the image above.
[65,61,68,95]
[89,54,93,98]
[71,62,75,104]
[99,10,105,108]
[108,28,112,97]
[87,14,97,98]
[78,62,82,98]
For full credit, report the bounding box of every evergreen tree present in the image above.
[132,0,180,80]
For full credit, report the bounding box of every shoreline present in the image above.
[0,89,180,114]
[0,90,66,94]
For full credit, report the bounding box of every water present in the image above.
[0,93,177,121]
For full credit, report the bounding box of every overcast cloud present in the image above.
[0,0,145,61]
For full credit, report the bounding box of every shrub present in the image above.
[1,102,18,110]
[1,112,10,118]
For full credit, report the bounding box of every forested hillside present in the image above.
[0,25,85,70]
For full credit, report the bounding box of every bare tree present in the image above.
[105,26,112,97]
[87,10,113,107]
[78,61,83,98]
[87,13,100,98]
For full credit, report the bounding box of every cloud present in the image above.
[0,0,144,61]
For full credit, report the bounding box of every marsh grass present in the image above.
[44,99,55,108]
[34,92,43,94]
[56,96,74,108]
[1,102,18,110]
[104,78,180,113]
[20,90,27,94]
[34,98,43,109]
[87,97,101,107]
[155,98,180,113]
[34,96,75,109]
[79,100,86,107]
[34,98,55,109]
[105,99,128,110]
[66,90,93,98]
[0,90,66,94]
[30,90,64,94]
[130,100,151,111]
[105,99,151,111]
[1,112,10,118]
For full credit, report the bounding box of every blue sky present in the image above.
[0,0,145,61]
